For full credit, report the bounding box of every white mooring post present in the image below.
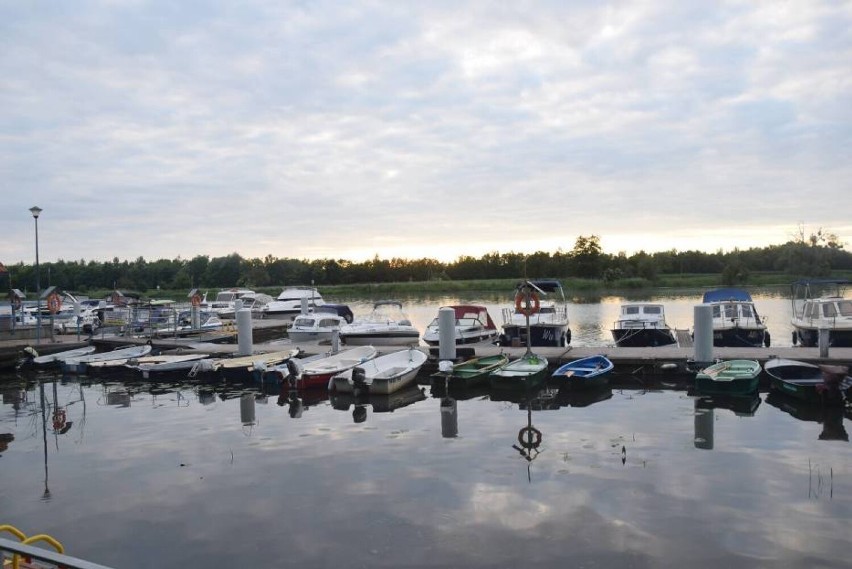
[300,297,309,315]
[331,328,340,353]
[818,328,830,358]
[693,304,714,364]
[438,307,456,362]
[236,308,253,356]
[694,399,714,450]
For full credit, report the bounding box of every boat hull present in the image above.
[611,328,676,347]
[340,332,420,346]
[793,326,852,348]
[499,324,570,348]
[433,355,509,387]
[489,355,549,390]
[551,356,614,390]
[712,326,768,348]
[695,360,761,396]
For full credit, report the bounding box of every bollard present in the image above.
[441,397,458,438]
[300,297,309,315]
[331,328,340,353]
[236,308,253,356]
[693,304,714,364]
[240,393,256,425]
[191,305,200,330]
[438,307,457,362]
[234,299,244,313]
[694,400,714,450]
[818,328,830,358]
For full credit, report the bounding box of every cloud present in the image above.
[1,0,850,264]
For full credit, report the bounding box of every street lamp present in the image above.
[30,206,42,345]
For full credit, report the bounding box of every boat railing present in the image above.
[1,537,115,569]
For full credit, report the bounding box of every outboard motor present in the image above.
[351,366,368,397]
[352,405,367,424]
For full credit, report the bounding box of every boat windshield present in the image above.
[839,300,852,317]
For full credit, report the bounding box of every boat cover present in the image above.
[702,288,753,303]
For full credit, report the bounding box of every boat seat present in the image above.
[374,366,406,379]
[568,366,600,372]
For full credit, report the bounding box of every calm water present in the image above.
[337,285,796,347]
[1,369,850,568]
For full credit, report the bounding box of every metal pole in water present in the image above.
[236,308,253,356]
[818,328,830,358]
[438,307,456,362]
[693,304,714,364]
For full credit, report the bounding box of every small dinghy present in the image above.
[551,355,614,390]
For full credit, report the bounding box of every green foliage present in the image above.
[6,230,852,295]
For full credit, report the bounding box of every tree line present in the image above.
[4,231,849,295]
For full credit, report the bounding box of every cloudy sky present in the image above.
[2,0,850,265]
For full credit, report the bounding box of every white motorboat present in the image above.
[422,305,499,346]
[499,280,571,347]
[610,303,677,347]
[288,312,347,342]
[202,288,259,319]
[700,288,769,347]
[790,279,852,347]
[339,300,420,346]
[261,287,325,321]
[331,348,428,395]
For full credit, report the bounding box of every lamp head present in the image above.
[29,206,42,219]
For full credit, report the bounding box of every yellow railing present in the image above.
[0,524,64,569]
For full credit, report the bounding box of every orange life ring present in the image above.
[52,409,67,431]
[515,291,540,316]
[47,293,62,314]
[191,294,202,307]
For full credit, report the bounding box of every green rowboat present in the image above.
[695,359,761,396]
[489,353,549,391]
[433,354,510,387]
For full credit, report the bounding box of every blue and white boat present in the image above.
[551,355,614,390]
[700,288,769,348]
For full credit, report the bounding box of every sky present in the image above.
[1,0,851,265]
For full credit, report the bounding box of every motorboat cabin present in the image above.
[610,303,676,347]
[499,280,571,348]
[261,287,325,321]
[339,300,420,346]
[701,288,769,348]
[422,305,499,346]
[791,279,852,347]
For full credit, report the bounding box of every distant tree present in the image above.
[571,235,603,278]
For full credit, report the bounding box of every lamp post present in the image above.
[30,206,42,345]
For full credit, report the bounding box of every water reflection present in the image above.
[765,392,849,442]
[693,393,762,450]
[2,370,851,568]
[330,383,427,423]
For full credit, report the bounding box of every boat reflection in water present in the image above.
[276,385,330,419]
[765,392,849,442]
[330,383,426,423]
[693,392,762,450]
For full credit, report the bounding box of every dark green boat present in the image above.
[763,358,823,402]
[432,354,509,387]
[489,353,549,391]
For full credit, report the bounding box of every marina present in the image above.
[2,286,851,568]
